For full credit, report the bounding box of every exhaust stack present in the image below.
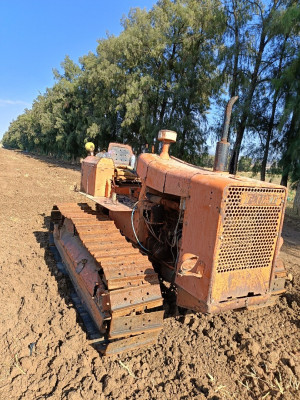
[213,96,238,172]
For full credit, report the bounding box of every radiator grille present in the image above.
[216,187,285,273]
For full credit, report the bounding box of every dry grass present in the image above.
[238,366,300,399]
[118,360,135,378]
[207,373,238,399]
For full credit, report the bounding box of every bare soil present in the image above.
[0,148,299,400]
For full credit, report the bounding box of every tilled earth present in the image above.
[0,148,299,400]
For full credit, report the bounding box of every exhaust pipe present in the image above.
[213,96,238,172]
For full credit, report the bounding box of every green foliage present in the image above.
[252,161,262,176]
[272,2,300,185]
[3,0,226,160]
[198,153,215,168]
[268,161,282,176]
[2,0,299,188]
[238,156,252,172]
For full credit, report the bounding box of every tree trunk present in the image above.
[293,183,300,215]
[159,94,168,125]
[229,5,275,174]
[261,97,277,181]
[229,113,247,174]
[280,172,289,187]
[179,129,186,158]
[280,113,296,187]
[224,1,240,144]
[261,36,287,181]
[230,3,240,100]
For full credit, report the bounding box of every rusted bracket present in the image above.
[76,258,88,274]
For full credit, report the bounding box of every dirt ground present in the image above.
[0,148,299,400]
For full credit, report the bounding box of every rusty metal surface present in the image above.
[109,284,162,312]
[175,177,287,311]
[51,203,164,356]
[209,186,286,303]
[177,286,279,314]
[53,231,109,331]
[81,193,133,212]
[213,141,230,172]
[213,96,238,172]
[222,96,239,142]
[80,157,114,197]
[109,310,164,338]
[217,187,285,274]
[103,331,160,356]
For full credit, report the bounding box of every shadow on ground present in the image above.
[13,149,81,171]
[33,215,92,339]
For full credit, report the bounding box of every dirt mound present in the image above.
[0,148,299,400]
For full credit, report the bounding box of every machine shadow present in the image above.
[33,215,93,338]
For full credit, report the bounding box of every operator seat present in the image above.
[107,143,137,181]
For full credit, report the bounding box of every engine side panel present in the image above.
[210,185,286,303]
[175,175,225,304]
[175,176,287,311]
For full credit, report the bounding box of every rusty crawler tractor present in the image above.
[51,97,288,355]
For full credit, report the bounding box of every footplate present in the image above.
[51,203,164,355]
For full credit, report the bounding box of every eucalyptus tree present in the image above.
[2,110,33,150]
[78,0,226,158]
[245,30,294,181]
[276,52,300,187]
[221,0,294,174]
[272,1,300,187]
[51,56,86,158]
[250,0,299,181]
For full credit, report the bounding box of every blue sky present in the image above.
[0,0,156,139]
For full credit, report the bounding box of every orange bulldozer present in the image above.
[51,97,288,355]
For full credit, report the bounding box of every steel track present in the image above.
[51,203,164,356]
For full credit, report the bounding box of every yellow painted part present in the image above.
[94,158,114,197]
[116,168,136,179]
[81,156,114,197]
[85,142,95,152]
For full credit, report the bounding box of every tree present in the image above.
[294,184,300,215]
[225,0,294,174]
[2,0,298,180]
[238,155,252,172]
[272,2,300,187]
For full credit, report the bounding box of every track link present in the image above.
[51,203,164,356]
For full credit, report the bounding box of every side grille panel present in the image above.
[216,187,285,274]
